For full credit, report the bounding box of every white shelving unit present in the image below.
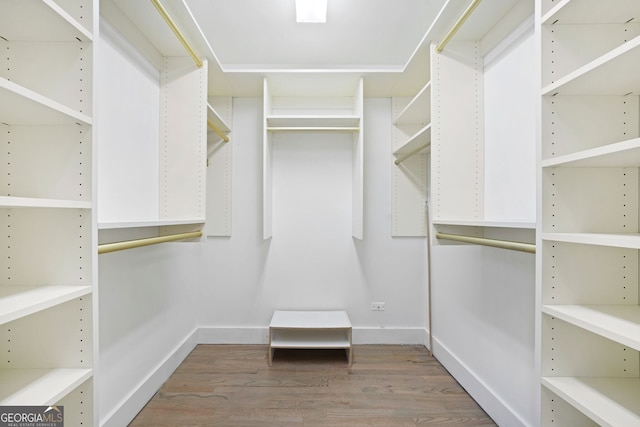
[391,77,430,237]
[538,0,640,424]
[99,0,208,240]
[0,0,97,424]
[429,0,535,233]
[268,310,352,366]
[262,75,364,239]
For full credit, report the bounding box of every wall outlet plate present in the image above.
[371,302,385,311]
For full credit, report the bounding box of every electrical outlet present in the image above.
[371,302,385,311]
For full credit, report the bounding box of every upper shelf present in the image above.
[393,124,431,158]
[0,77,92,126]
[266,115,360,131]
[0,0,92,42]
[541,0,640,25]
[542,137,640,167]
[394,81,431,125]
[542,35,640,96]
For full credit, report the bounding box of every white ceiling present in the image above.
[106,0,531,96]
[184,0,446,72]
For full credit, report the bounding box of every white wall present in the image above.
[430,20,537,427]
[98,245,201,426]
[199,98,428,343]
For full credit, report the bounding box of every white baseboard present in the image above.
[198,326,269,344]
[197,326,428,345]
[100,328,198,427]
[432,337,530,427]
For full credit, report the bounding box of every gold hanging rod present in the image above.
[151,0,203,67]
[394,141,431,165]
[436,232,535,253]
[98,230,203,254]
[435,0,482,53]
[208,120,230,142]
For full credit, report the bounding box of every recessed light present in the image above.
[295,0,327,23]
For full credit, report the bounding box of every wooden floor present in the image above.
[129,345,496,426]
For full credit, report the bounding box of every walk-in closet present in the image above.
[1,0,638,425]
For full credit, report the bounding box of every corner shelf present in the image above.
[207,102,231,144]
[393,81,431,125]
[393,124,431,158]
[541,0,640,25]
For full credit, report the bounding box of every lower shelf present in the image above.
[542,376,640,426]
[0,368,92,405]
[0,286,92,326]
[268,310,352,366]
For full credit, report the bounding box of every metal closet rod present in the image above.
[436,232,536,254]
[208,120,230,142]
[435,0,482,53]
[98,230,203,254]
[151,0,203,68]
[394,141,430,165]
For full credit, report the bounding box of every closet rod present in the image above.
[98,230,203,254]
[435,0,482,53]
[436,232,535,253]
[151,0,203,68]
[208,120,230,142]
[394,141,430,165]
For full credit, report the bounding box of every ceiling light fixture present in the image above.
[295,0,327,23]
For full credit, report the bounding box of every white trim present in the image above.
[100,329,198,427]
[198,326,427,345]
[432,337,531,427]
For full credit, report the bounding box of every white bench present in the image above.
[268,310,353,366]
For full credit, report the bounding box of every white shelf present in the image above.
[268,310,352,365]
[542,138,640,167]
[0,77,92,126]
[543,305,640,351]
[270,310,352,329]
[0,286,92,326]
[266,115,360,129]
[0,368,92,405]
[207,103,231,133]
[542,0,640,25]
[542,377,640,427]
[542,35,640,96]
[98,218,205,230]
[0,196,91,210]
[0,0,92,42]
[393,124,431,157]
[394,81,431,125]
[434,219,536,229]
[543,232,640,249]
[270,330,351,349]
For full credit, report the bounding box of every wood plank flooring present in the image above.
[129,345,497,426]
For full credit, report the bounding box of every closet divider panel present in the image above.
[431,40,483,222]
[159,57,207,221]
